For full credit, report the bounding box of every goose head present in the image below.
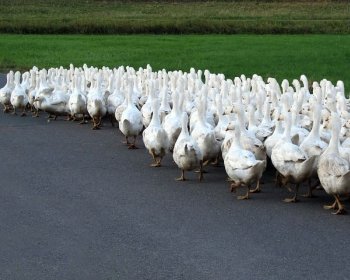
[281,79,289,94]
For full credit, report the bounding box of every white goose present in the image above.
[214,93,229,143]
[159,74,171,123]
[299,103,327,197]
[224,125,266,200]
[256,100,274,141]
[142,95,169,167]
[0,71,14,113]
[264,107,284,158]
[107,74,124,125]
[35,70,54,116]
[235,103,267,164]
[163,87,183,152]
[173,113,203,181]
[69,72,88,124]
[191,92,221,167]
[318,112,350,214]
[87,74,107,129]
[10,71,28,116]
[28,70,38,114]
[47,74,70,119]
[141,79,155,128]
[119,79,143,148]
[271,112,317,202]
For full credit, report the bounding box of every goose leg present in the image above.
[20,107,26,117]
[198,160,204,181]
[128,136,138,149]
[97,116,102,128]
[237,185,250,200]
[79,115,86,124]
[175,169,186,181]
[122,136,130,145]
[92,117,98,130]
[283,184,299,203]
[3,105,9,113]
[250,180,261,193]
[275,171,282,188]
[32,109,38,117]
[230,182,237,193]
[150,150,161,167]
[302,178,317,198]
[323,199,337,210]
[12,107,17,115]
[332,194,346,215]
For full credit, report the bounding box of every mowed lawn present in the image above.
[0,34,349,90]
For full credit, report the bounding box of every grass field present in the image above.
[0,0,349,34]
[0,34,349,90]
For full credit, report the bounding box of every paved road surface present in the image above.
[0,74,349,279]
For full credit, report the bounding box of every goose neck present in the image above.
[150,102,161,127]
[328,129,340,155]
[310,108,321,138]
[282,115,292,142]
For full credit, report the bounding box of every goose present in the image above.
[141,80,155,128]
[20,72,31,96]
[173,112,203,181]
[191,90,221,167]
[300,103,327,157]
[221,124,235,161]
[34,75,69,120]
[214,93,229,143]
[10,71,28,116]
[142,96,169,167]
[107,74,124,127]
[0,71,14,113]
[271,112,317,202]
[159,74,171,123]
[87,74,107,129]
[224,125,266,200]
[115,87,128,124]
[49,74,70,119]
[341,117,350,148]
[119,79,143,148]
[35,69,54,117]
[189,96,215,133]
[234,102,267,164]
[265,107,284,158]
[27,70,38,113]
[247,104,258,137]
[318,112,350,214]
[69,72,88,124]
[162,88,183,152]
[290,104,309,145]
[256,100,274,141]
[300,74,311,97]
[299,103,327,197]
[319,112,332,144]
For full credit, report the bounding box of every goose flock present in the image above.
[1,64,349,215]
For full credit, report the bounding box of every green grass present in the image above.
[0,34,349,90]
[0,0,349,34]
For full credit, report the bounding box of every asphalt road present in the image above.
[1,74,350,280]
